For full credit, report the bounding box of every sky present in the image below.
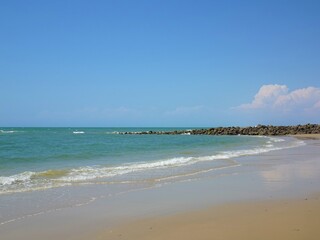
[1,0,319,127]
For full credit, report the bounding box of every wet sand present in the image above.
[99,194,320,240]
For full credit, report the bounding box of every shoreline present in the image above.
[1,136,319,239]
[293,134,320,140]
[94,136,320,240]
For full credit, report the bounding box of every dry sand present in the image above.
[293,133,320,140]
[98,194,320,240]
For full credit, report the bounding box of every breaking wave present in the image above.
[73,131,85,134]
[0,137,304,195]
[0,130,19,134]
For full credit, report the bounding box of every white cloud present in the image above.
[238,84,288,109]
[237,84,320,113]
[274,87,320,110]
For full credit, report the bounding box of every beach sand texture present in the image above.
[293,134,320,140]
[99,195,320,240]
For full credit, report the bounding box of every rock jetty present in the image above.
[119,124,320,136]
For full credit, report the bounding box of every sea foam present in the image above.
[0,137,304,195]
[73,131,85,134]
[0,130,18,134]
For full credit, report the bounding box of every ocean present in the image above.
[0,128,304,225]
[0,127,303,196]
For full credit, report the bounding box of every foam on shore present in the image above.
[0,136,304,195]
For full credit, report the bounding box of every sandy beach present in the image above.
[99,194,320,240]
[1,135,319,240]
[2,0,320,239]
[97,135,320,240]
[293,134,320,140]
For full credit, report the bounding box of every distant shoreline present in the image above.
[119,123,320,136]
[293,134,320,140]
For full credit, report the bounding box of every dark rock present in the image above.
[122,124,320,136]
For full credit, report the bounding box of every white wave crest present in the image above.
[56,140,301,183]
[0,171,34,186]
[0,130,17,134]
[0,137,305,194]
[73,131,85,134]
[269,137,285,142]
[181,132,191,135]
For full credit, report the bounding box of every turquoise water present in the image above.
[0,128,302,195]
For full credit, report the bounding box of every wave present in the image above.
[0,137,304,195]
[105,131,120,134]
[73,131,85,134]
[0,130,18,134]
[0,171,34,186]
[181,132,191,135]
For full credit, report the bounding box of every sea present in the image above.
[0,127,305,226]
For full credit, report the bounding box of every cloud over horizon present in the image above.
[237,84,320,114]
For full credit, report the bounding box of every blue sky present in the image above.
[1,0,319,127]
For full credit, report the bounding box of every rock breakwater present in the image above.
[120,124,320,136]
